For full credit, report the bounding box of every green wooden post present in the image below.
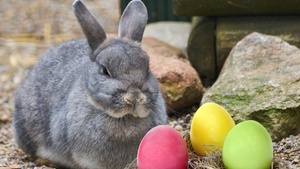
[121,0,190,23]
[188,17,216,86]
[174,0,300,16]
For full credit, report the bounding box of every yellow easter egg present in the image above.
[190,102,235,156]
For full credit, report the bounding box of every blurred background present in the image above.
[0,0,190,76]
[121,0,189,23]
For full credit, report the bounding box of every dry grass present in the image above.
[0,0,120,74]
[0,0,119,36]
[182,131,224,169]
[183,131,293,169]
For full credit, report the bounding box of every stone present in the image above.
[143,21,191,53]
[142,37,187,60]
[202,32,300,141]
[143,38,203,113]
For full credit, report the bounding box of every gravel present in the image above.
[0,68,299,169]
[273,135,300,168]
[169,111,299,169]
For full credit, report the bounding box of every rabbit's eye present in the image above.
[99,65,111,77]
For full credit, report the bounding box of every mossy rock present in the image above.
[202,32,300,141]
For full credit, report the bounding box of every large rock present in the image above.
[143,38,203,113]
[202,32,300,141]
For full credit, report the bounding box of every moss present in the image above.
[247,107,300,141]
[161,82,185,101]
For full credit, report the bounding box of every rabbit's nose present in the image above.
[124,95,134,105]
[124,93,146,105]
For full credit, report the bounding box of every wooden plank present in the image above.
[173,0,300,16]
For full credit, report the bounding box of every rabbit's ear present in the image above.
[118,0,148,43]
[73,0,106,53]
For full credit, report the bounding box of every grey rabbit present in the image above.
[12,0,168,168]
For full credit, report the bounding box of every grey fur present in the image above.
[12,0,168,168]
[118,0,148,42]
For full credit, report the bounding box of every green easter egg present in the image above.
[222,120,273,169]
